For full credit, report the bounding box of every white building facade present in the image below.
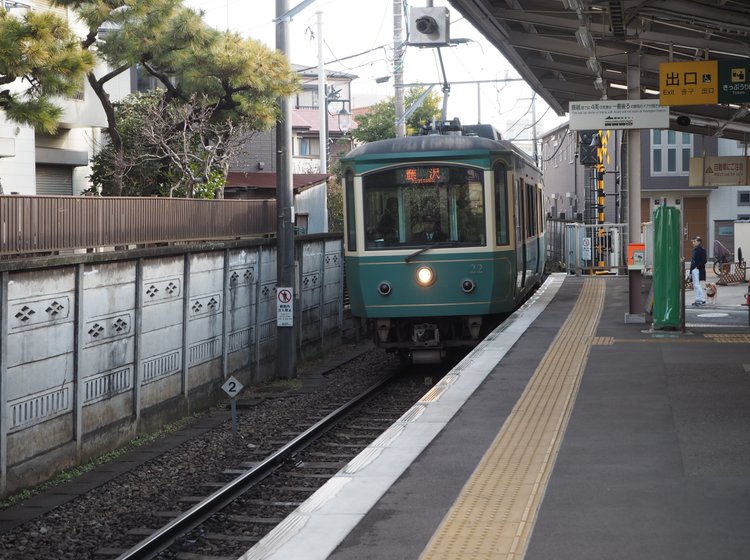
[0,1,131,195]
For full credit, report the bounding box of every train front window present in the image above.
[362,166,486,249]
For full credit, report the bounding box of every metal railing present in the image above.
[0,195,277,256]
[546,218,628,275]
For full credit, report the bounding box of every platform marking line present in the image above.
[591,336,613,345]
[420,278,605,560]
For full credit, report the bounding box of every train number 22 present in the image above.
[469,263,484,274]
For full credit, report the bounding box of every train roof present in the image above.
[341,130,537,170]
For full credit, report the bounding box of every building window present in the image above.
[739,191,750,206]
[298,137,320,157]
[650,130,692,176]
[134,64,158,93]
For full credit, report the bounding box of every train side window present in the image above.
[345,170,356,251]
[494,163,509,245]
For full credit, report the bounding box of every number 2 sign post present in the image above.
[221,376,244,434]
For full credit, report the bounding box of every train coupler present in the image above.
[412,323,440,346]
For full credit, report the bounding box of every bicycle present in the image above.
[712,255,733,277]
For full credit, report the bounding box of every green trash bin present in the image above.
[652,204,682,330]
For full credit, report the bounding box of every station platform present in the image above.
[242,273,750,560]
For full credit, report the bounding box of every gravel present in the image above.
[0,345,400,560]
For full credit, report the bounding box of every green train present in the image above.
[341,120,545,363]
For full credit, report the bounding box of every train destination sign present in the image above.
[399,167,447,184]
[569,100,668,130]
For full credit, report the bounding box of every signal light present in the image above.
[578,130,599,166]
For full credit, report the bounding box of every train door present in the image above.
[516,176,527,290]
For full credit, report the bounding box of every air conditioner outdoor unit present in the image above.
[409,7,450,46]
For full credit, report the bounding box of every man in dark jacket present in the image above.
[690,236,707,306]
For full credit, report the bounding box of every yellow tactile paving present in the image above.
[420,278,605,560]
[704,333,750,344]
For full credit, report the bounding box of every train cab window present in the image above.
[344,171,356,251]
[494,163,509,245]
[362,165,486,249]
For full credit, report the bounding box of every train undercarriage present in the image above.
[372,314,503,364]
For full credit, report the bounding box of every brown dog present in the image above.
[705,282,717,305]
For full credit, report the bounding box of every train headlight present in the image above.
[416,266,435,286]
[377,281,392,296]
[461,279,476,293]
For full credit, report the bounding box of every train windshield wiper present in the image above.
[404,242,459,262]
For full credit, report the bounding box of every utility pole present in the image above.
[317,11,327,174]
[276,0,296,379]
[393,0,406,137]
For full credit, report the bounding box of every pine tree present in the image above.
[0,9,94,133]
[55,0,299,196]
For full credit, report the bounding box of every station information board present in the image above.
[569,99,668,130]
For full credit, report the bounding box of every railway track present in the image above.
[83,366,439,559]
[0,345,464,560]
[0,348,403,559]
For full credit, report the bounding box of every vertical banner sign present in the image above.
[582,237,592,260]
[659,60,718,106]
[276,287,293,327]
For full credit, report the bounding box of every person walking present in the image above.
[690,236,707,306]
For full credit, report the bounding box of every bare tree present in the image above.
[137,94,253,198]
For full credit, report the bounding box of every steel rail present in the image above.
[116,372,399,560]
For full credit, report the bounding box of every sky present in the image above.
[183,0,566,140]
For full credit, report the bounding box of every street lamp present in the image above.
[322,96,351,173]
[337,107,351,134]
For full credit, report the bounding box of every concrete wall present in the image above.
[0,235,346,496]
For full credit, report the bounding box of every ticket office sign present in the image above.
[718,60,750,104]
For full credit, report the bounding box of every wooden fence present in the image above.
[0,195,277,256]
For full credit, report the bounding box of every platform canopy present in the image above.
[448,0,750,140]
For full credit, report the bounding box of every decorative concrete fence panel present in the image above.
[322,240,344,337]
[6,268,77,469]
[300,241,325,348]
[226,248,258,374]
[256,246,279,368]
[0,235,345,496]
[81,261,137,436]
[187,253,225,390]
[141,256,185,408]
[298,240,344,350]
